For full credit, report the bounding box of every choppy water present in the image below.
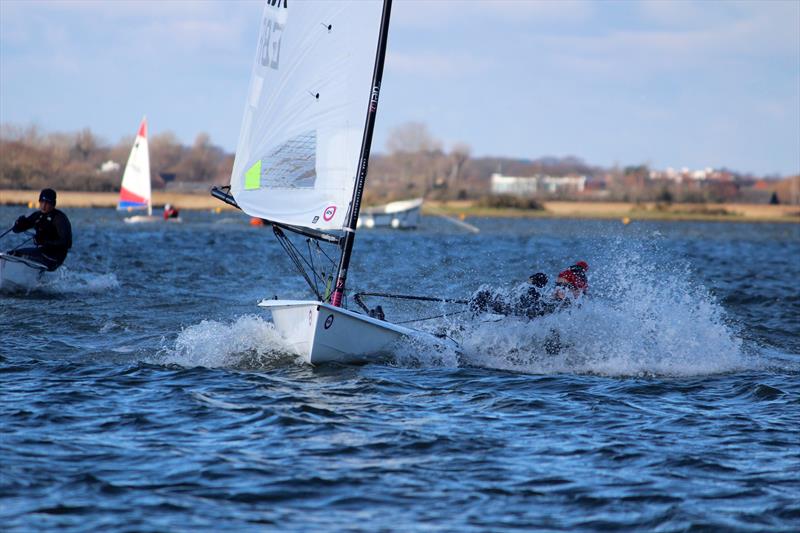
[1,206,798,531]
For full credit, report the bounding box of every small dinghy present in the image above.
[210,0,455,364]
[357,198,423,229]
[0,252,47,292]
[118,117,180,224]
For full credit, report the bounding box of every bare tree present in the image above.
[448,142,471,184]
[385,122,441,155]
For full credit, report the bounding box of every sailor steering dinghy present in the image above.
[211,0,453,364]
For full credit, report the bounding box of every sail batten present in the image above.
[229,1,384,232]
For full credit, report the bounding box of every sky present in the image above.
[1,0,798,177]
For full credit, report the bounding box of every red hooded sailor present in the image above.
[555,260,589,297]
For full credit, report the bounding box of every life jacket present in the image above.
[556,265,587,293]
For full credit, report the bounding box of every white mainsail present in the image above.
[118,116,152,215]
[229,1,383,231]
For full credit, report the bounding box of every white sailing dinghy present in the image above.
[212,0,453,364]
[0,252,47,292]
[118,117,161,224]
[357,197,423,229]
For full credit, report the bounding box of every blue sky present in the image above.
[1,0,798,176]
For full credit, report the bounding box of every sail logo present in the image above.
[260,19,284,70]
[369,83,380,112]
[323,206,336,221]
[266,0,287,7]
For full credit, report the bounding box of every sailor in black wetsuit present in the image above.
[469,272,553,318]
[513,272,551,318]
[10,188,72,271]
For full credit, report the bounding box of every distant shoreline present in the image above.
[0,189,797,223]
[426,200,800,223]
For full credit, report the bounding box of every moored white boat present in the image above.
[0,252,47,291]
[357,197,423,229]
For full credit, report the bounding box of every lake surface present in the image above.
[1,206,798,531]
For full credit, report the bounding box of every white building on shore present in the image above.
[490,173,587,196]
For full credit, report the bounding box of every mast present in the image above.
[330,0,392,307]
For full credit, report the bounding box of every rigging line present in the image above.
[306,238,321,293]
[274,227,322,300]
[274,226,322,279]
[9,234,34,252]
[312,240,336,302]
[314,239,337,267]
[353,293,370,314]
[396,310,469,324]
[354,291,469,305]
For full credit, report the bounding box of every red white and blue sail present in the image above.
[118,117,152,214]
[229,0,384,232]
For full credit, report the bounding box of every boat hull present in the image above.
[357,198,423,229]
[123,215,181,224]
[0,253,47,291]
[259,300,419,364]
[124,215,160,224]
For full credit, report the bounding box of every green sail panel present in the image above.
[244,160,262,190]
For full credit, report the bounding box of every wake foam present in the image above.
[416,236,753,377]
[155,314,299,369]
[42,267,120,294]
[148,235,754,376]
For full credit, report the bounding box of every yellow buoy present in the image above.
[28,201,34,208]
[622,217,631,225]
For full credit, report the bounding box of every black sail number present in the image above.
[260,19,283,70]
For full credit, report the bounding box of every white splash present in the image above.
[421,237,752,377]
[156,314,299,368]
[42,267,120,294]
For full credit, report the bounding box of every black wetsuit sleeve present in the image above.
[12,212,40,233]
[39,212,72,249]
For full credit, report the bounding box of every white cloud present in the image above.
[1,0,259,58]
[387,51,491,78]
[392,0,592,29]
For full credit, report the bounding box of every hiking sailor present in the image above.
[513,272,550,318]
[163,203,180,220]
[469,271,552,318]
[9,188,72,271]
[553,260,588,301]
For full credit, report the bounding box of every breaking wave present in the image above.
[155,314,299,369]
[43,267,120,294]
[409,236,754,377]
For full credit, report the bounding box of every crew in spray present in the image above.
[554,261,588,300]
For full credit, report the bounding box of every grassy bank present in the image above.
[425,200,799,223]
[1,190,797,223]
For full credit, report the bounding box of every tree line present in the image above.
[1,121,794,205]
[0,124,232,193]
